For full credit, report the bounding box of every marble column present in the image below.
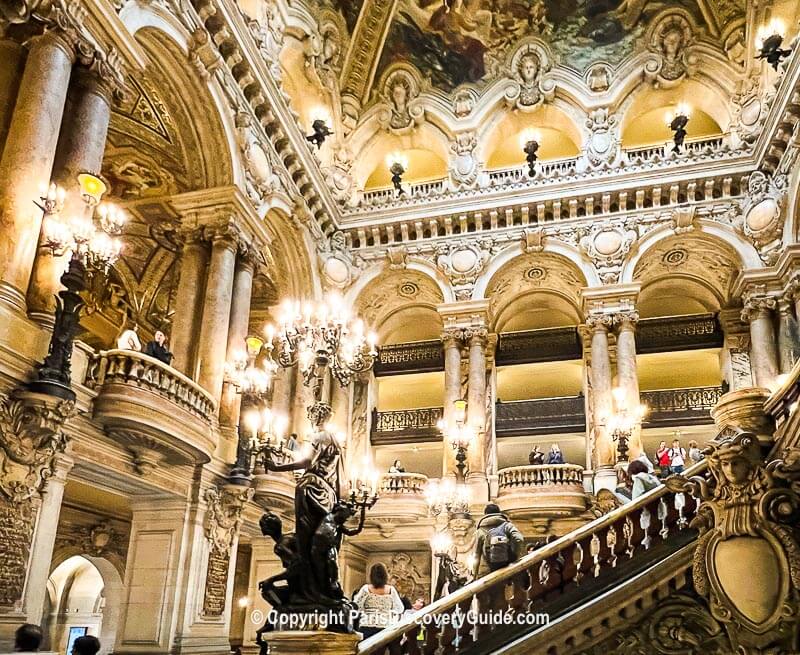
[27,64,114,324]
[0,40,25,154]
[614,312,643,459]
[0,30,74,313]
[270,364,296,428]
[588,316,615,490]
[22,452,74,626]
[466,328,488,488]
[219,252,256,432]
[196,228,239,402]
[742,300,779,389]
[718,308,753,391]
[442,328,463,476]
[171,230,209,377]
[776,298,799,374]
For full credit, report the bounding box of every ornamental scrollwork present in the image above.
[666,429,800,653]
[0,390,74,503]
[737,171,788,265]
[435,240,490,301]
[204,485,253,556]
[503,40,555,112]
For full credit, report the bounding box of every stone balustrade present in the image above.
[496,464,588,518]
[87,349,218,468]
[379,472,429,495]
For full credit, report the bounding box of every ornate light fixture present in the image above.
[306,119,333,149]
[439,398,475,483]
[230,405,290,484]
[608,386,648,463]
[666,104,690,153]
[225,333,278,401]
[268,294,377,398]
[30,173,125,400]
[425,477,471,519]
[756,19,792,70]
[346,459,380,510]
[520,128,540,177]
[387,153,408,195]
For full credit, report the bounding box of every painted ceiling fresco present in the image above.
[330,0,734,96]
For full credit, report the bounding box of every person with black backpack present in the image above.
[471,503,524,578]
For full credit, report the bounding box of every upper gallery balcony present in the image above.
[369,472,430,523]
[86,349,217,471]
[496,464,588,518]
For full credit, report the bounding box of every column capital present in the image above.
[465,326,489,346]
[204,219,246,253]
[72,48,126,104]
[442,327,465,347]
[585,313,614,332]
[741,295,777,323]
[612,310,639,329]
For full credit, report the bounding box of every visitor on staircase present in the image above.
[353,563,405,639]
[471,503,525,577]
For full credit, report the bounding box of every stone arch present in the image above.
[45,554,124,655]
[262,206,320,302]
[350,267,447,340]
[473,241,598,301]
[626,228,751,314]
[345,258,455,309]
[477,249,590,332]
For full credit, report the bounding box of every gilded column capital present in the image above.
[464,326,489,347]
[612,310,639,329]
[442,327,465,348]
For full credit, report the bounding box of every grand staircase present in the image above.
[359,460,707,655]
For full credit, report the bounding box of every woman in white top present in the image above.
[353,563,404,639]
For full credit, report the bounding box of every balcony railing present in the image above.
[496,396,586,437]
[497,464,588,517]
[636,313,722,353]
[374,340,443,375]
[642,385,723,427]
[371,407,443,444]
[87,349,218,464]
[379,472,429,495]
[496,326,582,365]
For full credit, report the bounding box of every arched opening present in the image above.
[364,147,447,190]
[44,555,124,655]
[621,82,727,150]
[483,105,582,170]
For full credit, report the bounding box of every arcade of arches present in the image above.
[1,0,800,654]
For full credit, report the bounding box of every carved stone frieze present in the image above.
[386,552,428,602]
[666,429,800,653]
[203,485,253,616]
[579,222,638,284]
[435,240,489,301]
[318,230,363,289]
[448,132,481,189]
[503,40,555,112]
[377,65,425,133]
[737,171,788,265]
[584,108,620,168]
[643,12,697,88]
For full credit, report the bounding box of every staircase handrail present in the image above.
[359,458,708,654]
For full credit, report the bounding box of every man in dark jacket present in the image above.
[144,330,173,365]
[471,503,525,577]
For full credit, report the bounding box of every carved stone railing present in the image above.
[497,464,588,517]
[496,327,582,365]
[361,179,447,205]
[487,156,579,186]
[360,460,707,655]
[371,407,444,444]
[375,340,444,375]
[636,313,722,353]
[623,134,726,162]
[495,396,585,437]
[642,385,723,427]
[87,349,218,466]
[379,472,429,495]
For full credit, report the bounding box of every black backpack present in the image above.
[485,523,512,565]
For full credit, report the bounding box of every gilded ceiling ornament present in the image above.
[666,430,800,652]
[448,132,480,189]
[324,146,356,205]
[586,64,611,93]
[379,67,424,133]
[236,112,281,206]
[737,171,787,265]
[504,41,555,112]
[584,107,620,168]
[318,230,357,289]
[452,89,475,118]
[644,12,696,89]
[579,222,638,284]
[435,241,489,300]
[246,0,285,82]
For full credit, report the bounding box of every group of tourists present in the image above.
[655,437,704,475]
[116,324,174,365]
[2,624,99,655]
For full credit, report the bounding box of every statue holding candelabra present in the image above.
[225,296,379,642]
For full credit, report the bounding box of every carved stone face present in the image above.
[518,53,539,83]
[391,82,408,111]
[719,454,752,485]
[662,29,683,59]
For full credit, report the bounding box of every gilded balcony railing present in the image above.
[379,472,429,495]
[636,313,722,353]
[642,385,723,426]
[495,396,586,437]
[496,326,581,365]
[87,349,217,422]
[360,459,707,655]
[498,464,585,489]
[371,406,444,444]
[375,340,444,375]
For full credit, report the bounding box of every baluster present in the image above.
[640,507,652,550]
[674,493,687,530]
[572,542,584,585]
[589,533,601,578]
[622,516,635,558]
[658,497,670,540]
[605,527,618,568]
[537,559,550,587]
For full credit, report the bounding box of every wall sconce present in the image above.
[387,153,408,194]
[608,386,648,463]
[519,128,540,177]
[666,103,690,153]
[306,118,333,149]
[756,19,792,70]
